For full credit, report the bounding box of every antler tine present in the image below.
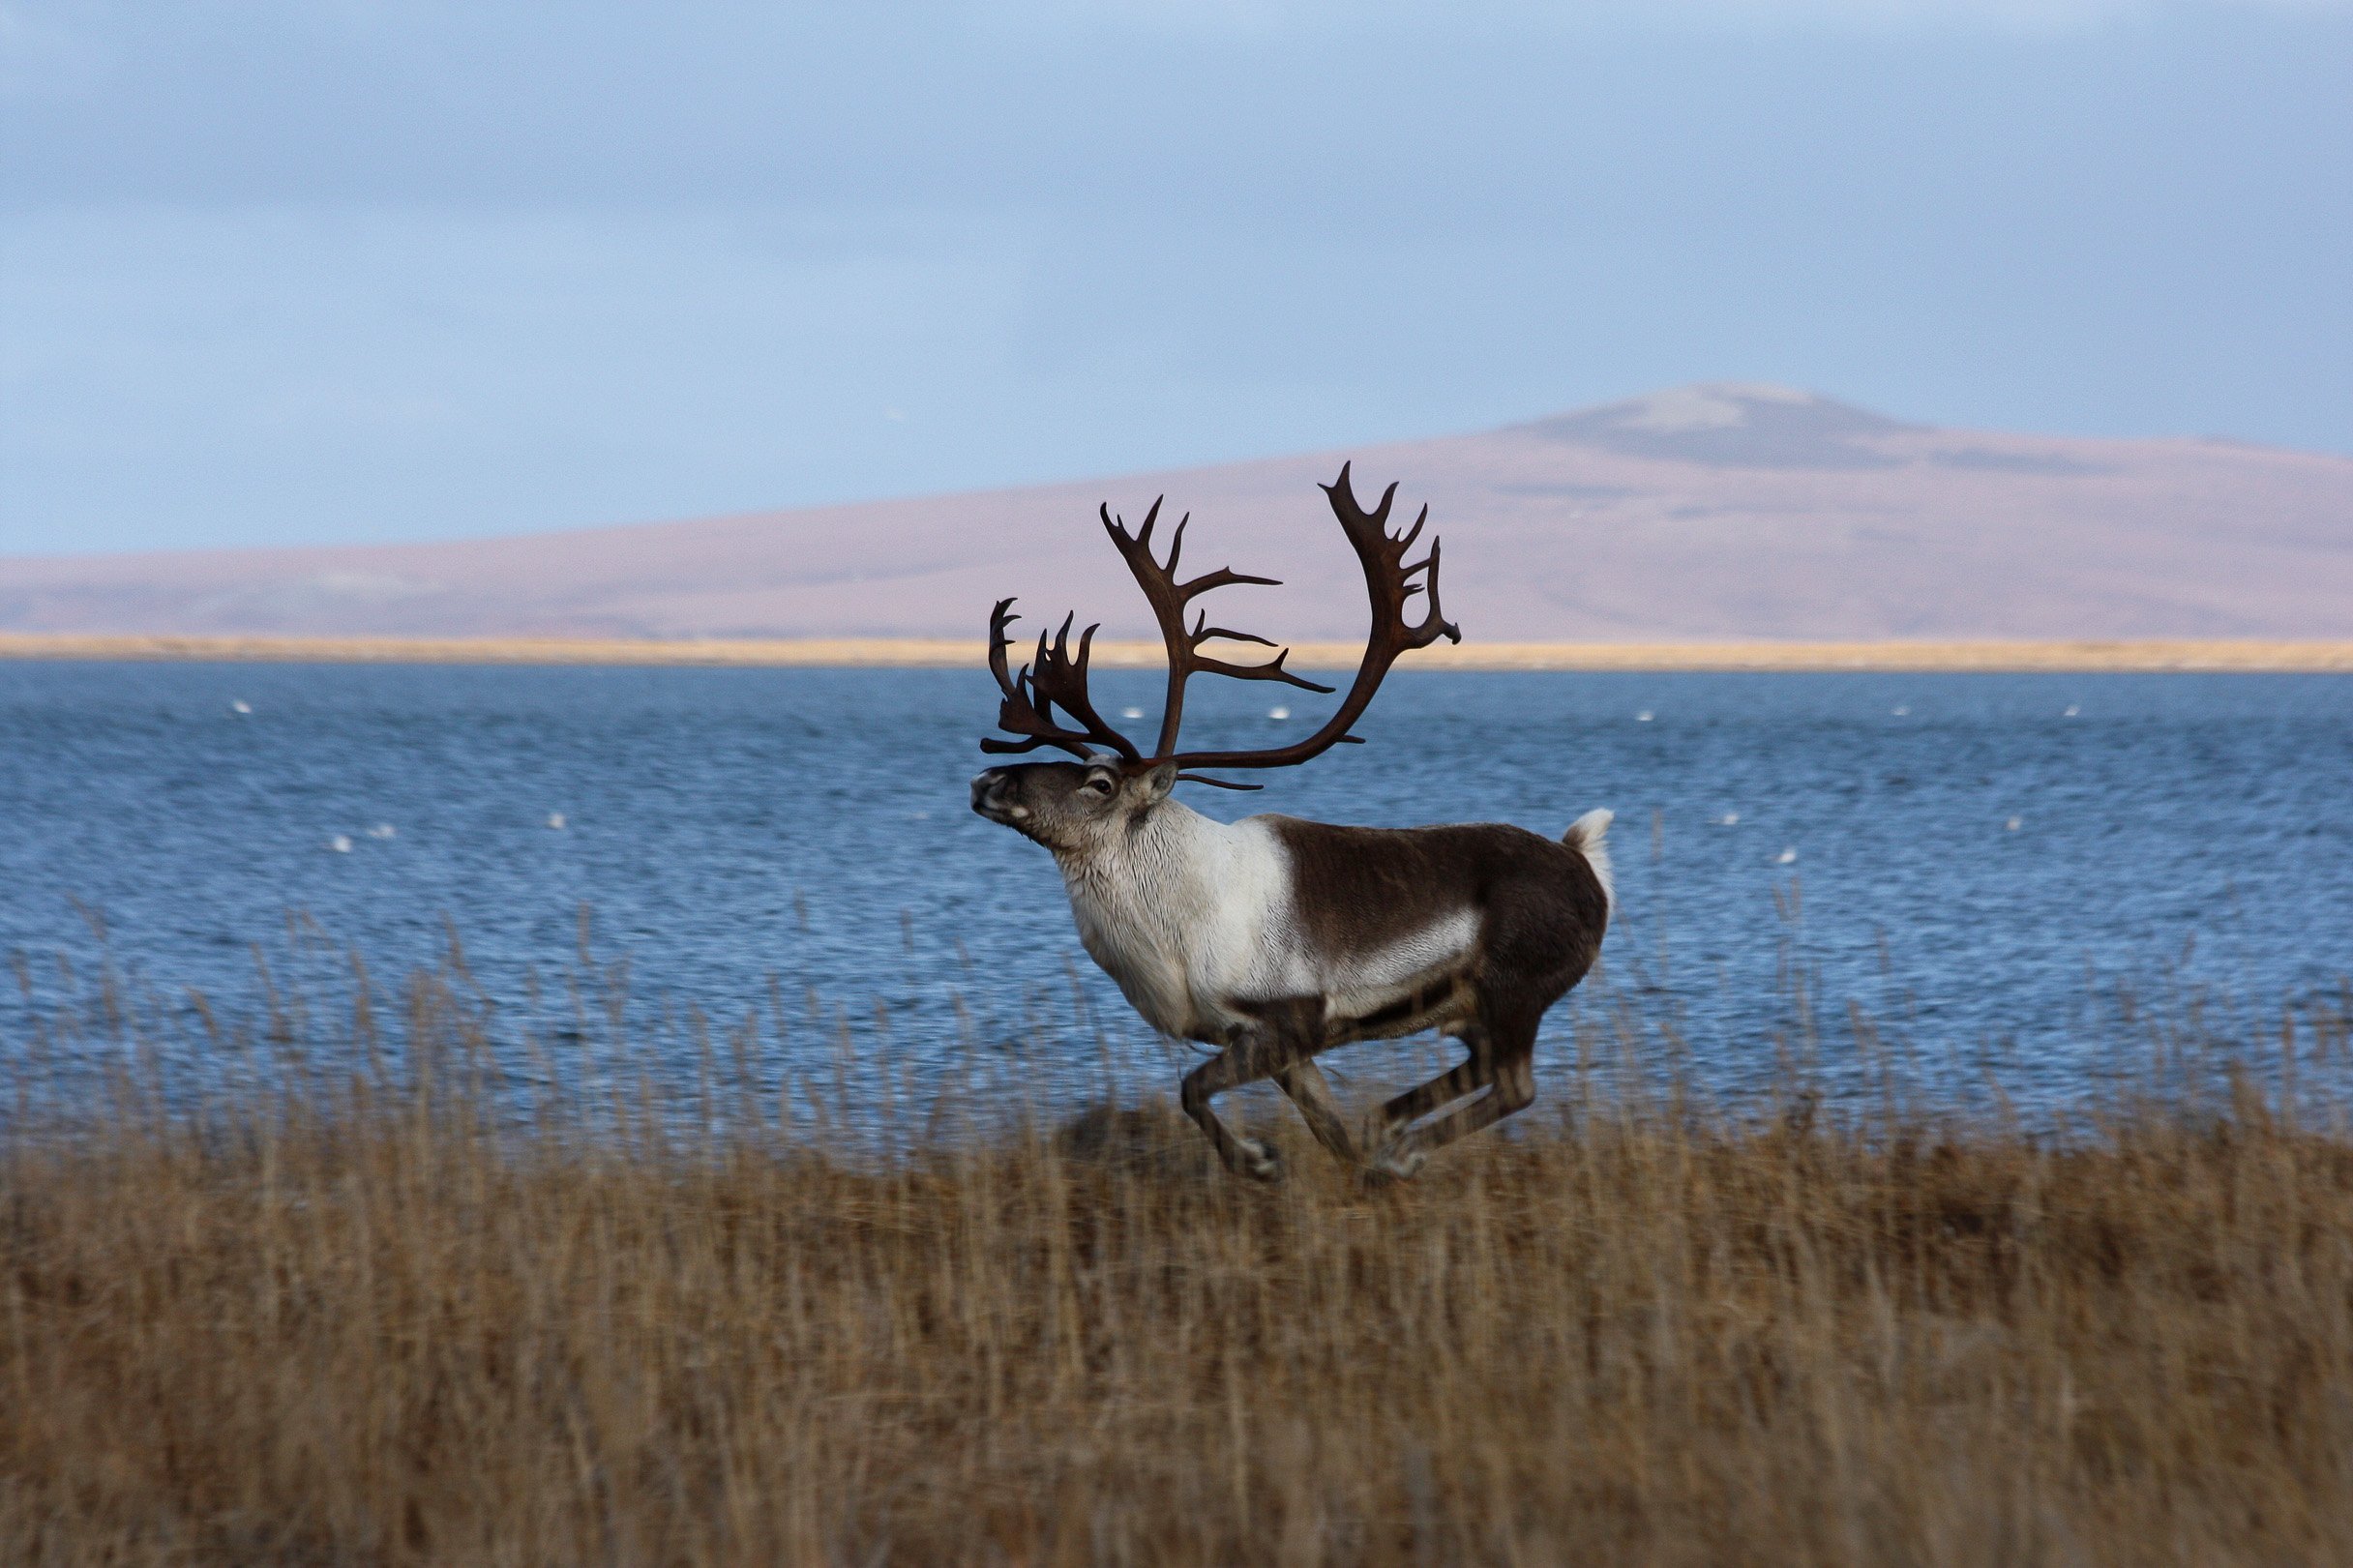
[1396,503,1427,552]
[1191,615,1277,648]
[1188,645,1333,691]
[979,598,1140,759]
[1157,464,1461,776]
[985,597,1021,684]
[1411,536,1448,623]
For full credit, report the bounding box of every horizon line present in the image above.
[5,634,2351,674]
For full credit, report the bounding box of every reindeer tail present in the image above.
[1564,809,1615,917]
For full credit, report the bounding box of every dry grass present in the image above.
[8,631,2353,672]
[7,972,2353,1566]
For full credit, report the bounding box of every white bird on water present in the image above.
[365,823,396,840]
[1120,706,1146,720]
[230,699,253,715]
[1775,846,1798,865]
[1714,812,1741,826]
[1635,710,1653,723]
[328,835,352,853]
[547,813,567,830]
[1267,706,1290,720]
[2007,816,2023,832]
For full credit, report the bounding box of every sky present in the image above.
[2,1,2348,554]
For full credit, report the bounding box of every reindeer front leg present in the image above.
[1179,1036,1290,1182]
[1180,999,1330,1182]
[1274,1057,1365,1168]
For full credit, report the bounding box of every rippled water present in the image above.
[4,661,2349,1113]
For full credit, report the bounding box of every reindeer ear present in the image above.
[1139,760,1180,802]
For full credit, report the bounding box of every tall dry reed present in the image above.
[5,962,2353,1566]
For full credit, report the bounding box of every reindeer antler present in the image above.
[1153,463,1458,779]
[1100,496,1334,759]
[979,464,1459,784]
[981,601,1142,760]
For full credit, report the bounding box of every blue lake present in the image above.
[3,661,2349,1116]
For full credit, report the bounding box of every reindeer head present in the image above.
[970,463,1459,835]
[969,756,1181,853]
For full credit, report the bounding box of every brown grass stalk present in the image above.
[6,977,2353,1565]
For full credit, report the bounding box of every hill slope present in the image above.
[6,385,2349,642]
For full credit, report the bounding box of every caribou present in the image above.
[969,465,1613,1181]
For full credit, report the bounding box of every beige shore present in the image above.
[4,631,2353,672]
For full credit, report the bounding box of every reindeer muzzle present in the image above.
[970,769,1016,823]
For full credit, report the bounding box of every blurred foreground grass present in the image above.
[6,962,2353,1566]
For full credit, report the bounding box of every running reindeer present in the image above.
[969,465,1613,1181]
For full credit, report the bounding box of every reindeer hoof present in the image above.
[1234,1138,1285,1184]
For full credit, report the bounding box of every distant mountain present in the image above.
[6,384,2350,642]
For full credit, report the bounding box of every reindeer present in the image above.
[969,465,1613,1181]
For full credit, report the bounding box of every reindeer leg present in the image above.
[1273,1057,1363,1168]
[1179,1033,1293,1183]
[1368,1021,1536,1180]
[1362,1024,1494,1155]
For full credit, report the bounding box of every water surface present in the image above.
[4,662,2348,1113]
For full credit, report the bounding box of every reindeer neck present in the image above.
[1049,797,1224,894]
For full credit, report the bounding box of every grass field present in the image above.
[7,963,2353,1566]
[7,632,2353,672]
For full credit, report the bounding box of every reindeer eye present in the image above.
[1082,776,1114,797]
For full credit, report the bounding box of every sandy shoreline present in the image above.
[4,632,2352,672]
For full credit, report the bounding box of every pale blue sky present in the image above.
[2,1,2347,553]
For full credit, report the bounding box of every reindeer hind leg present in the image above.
[1369,1014,1537,1180]
[1363,1023,1494,1157]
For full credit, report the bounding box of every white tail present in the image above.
[1566,809,1615,917]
